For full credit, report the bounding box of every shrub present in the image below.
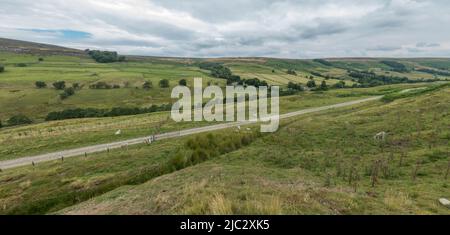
[142,81,153,90]
[35,81,47,88]
[159,79,170,88]
[89,82,112,89]
[72,83,80,89]
[38,58,44,62]
[0,64,4,73]
[287,82,304,91]
[60,87,75,100]
[287,69,297,75]
[179,79,187,86]
[333,81,346,89]
[52,81,66,90]
[319,81,328,90]
[7,114,32,126]
[0,120,2,128]
[16,63,27,67]
[306,80,316,88]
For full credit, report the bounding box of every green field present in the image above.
[0,39,449,215]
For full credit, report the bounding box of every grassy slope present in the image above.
[2,50,450,122]
[58,87,450,215]
[0,84,426,161]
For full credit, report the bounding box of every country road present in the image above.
[0,96,382,170]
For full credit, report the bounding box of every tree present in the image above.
[60,87,75,100]
[179,79,187,86]
[287,69,297,76]
[86,50,125,63]
[319,81,328,90]
[7,114,32,126]
[72,83,80,89]
[0,64,4,73]
[306,80,316,88]
[142,81,153,90]
[53,81,66,90]
[35,81,47,88]
[333,81,346,89]
[0,120,2,129]
[38,57,44,62]
[159,79,170,88]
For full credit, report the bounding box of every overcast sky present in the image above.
[0,0,449,58]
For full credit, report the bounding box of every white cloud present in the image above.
[0,0,449,58]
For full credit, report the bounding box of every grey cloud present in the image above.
[0,0,449,58]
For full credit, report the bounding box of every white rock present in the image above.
[439,198,450,207]
[115,130,121,135]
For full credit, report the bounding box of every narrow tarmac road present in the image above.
[0,96,382,170]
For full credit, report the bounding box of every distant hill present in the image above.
[0,38,86,56]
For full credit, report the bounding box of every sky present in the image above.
[0,0,449,58]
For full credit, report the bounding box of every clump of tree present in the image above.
[198,62,241,84]
[159,79,170,88]
[35,81,47,88]
[45,104,172,121]
[306,80,316,88]
[416,68,450,76]
[52,81,66,90]
[318,81,328,91]
[287,69,297,76]
[0,64,4,73]
[7,114,32,126]
[287,82,304,91]
[313,59,333,66]
[142,81,153,90]
[241,78,268,87]
[380,60,408,73]
[332,81,346,89]
[60,87,75,100]
[86,49,126,63]
[347,70,426,87]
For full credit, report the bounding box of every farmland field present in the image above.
[0,38,449,215]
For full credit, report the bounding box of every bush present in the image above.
[16,63,27,67]
[60,87,75,100]
[306,80,316,88]
[7,114,32,126]
[89,82,112,89]
[0,120,2,128]
[318,81,328,91]
[35,81,47,88]
[159,79,170,88]
[332,81,346,89]
[287,82,304,91]
[0,65,4,73]
[38,58,44,62]
[72,83,80,89]
[143,81,153,90]
[52,81,66,90]
[179,79,187,86]
[287,69,297,75]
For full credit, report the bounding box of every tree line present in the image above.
[86,49,126,63]
[45,104,173,121]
